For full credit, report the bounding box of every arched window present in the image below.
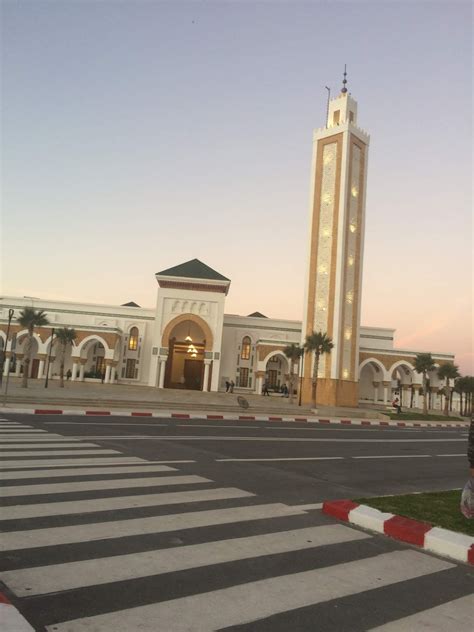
[241,336,251,360]
[128,327,139,351]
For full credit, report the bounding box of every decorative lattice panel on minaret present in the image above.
[313,141,338,377]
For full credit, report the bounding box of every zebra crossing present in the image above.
[1,417,473,631]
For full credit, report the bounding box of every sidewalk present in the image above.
[0,379,469,427]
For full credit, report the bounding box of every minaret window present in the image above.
[241,336,251,360]
[349,111,354,122]
[333,110,340,125]
[128,327,139,351]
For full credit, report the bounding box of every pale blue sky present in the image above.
[1,1,472,372]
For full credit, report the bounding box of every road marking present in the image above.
[0,443,103,448]
[369,593,474,631]
[0,437,84,442]
[0,474,211,497]
[352,455,432,459]
[0,429,47,433]
[290,503,324,511]
[59,435,465,443]
[4,524,366,597]
[0,503,306,551]
[2,487,254,521]
[45,550,453,632]
[0,464,179,480]
[0,449,121,457]
[216,456,344,462]
[0,459,193,470]
[0,457,148,468]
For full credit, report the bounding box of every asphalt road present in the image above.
[1,413,472,631]
[17,414,470,504]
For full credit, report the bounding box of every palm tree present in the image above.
[437,363,460,416]
[454,376,465,415]
[17,308,49,388]
[55,328,77,387]
[304,331,334,408]
[284,343,304,404]
[413,353,436,415]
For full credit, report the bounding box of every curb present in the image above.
[0,407,468,428]
[0,593,34,631]
[322,499,474,565]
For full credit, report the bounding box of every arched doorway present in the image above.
[264,352,289,392]
[164,319,207,390]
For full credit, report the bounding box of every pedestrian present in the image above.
[229,380,235,393]
[225,380,230,393]
[262,382,270,396]
[392,396,402,414]
[283,384,289,398]
[66,369,72,381]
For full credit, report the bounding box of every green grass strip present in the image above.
[354,490,473,536]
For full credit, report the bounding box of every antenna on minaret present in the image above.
[325,86,331,128]
[341,64,348,94]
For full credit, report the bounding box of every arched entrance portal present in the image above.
[164,319,207,390]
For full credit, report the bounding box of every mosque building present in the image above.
[0,77,456,411]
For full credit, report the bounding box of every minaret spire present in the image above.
[341,64,348,94]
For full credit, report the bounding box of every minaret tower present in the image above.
[301,68,370,407]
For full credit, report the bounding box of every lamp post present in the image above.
[298,351,304,407]
[0,308,14,387]
[44,328,55,388]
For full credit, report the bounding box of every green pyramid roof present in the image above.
[156,258,230,282]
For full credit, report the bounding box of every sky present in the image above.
[1,0,472,374]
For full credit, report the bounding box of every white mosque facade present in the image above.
[0,85,458,411]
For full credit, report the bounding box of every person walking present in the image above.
[229,380,235,393]
[225,380,230,393]
[262,382,270,396]
[392,396,402,414]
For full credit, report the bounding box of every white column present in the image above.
[109,366,115,383]
[413,387,420,409]
[71,362,79,381]
[104,365,111,384]
[373,382,379,404]
[256,375,263,395]
[202,361,211,392]
[79,363,85,381]
[383,382,389,404]
[15,360,22,377]
[38,359,45,379]
[3,356,11,376]
[158,359,166,389]
[48,362,54,379]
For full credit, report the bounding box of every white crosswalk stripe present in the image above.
[0,420,471,632]
[3,524,369,596]
[0,474,211,499]
[45,551,454,632]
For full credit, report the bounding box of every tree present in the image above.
[55,328,77,387]
[304,331,334,408]
[17,308,49,388]
[284,343,304,404]
[413,353,436,415]
[437,363,460,416]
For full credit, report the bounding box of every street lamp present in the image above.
[298,350,305,407]
[44,328,55,388]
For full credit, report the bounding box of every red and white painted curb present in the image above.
[0,593,34,631]
[323,499,474,565]
[0,407,468,428]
